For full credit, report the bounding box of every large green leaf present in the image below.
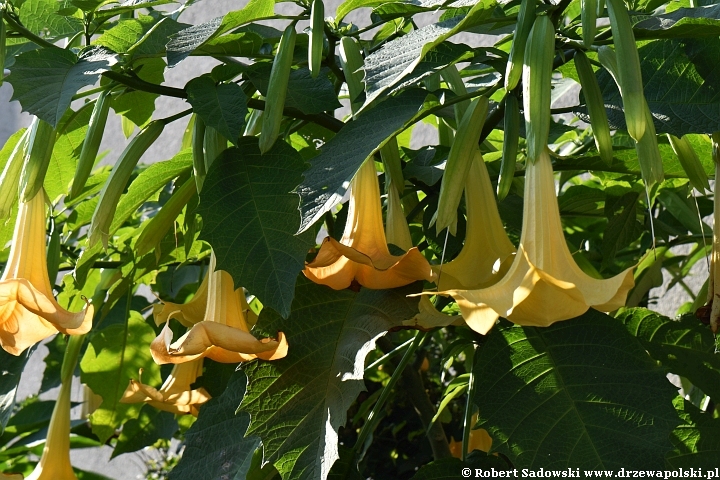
[472,309,679,469]
[76,150,193,285]
[666,399,720,468]
[240,279,419,480]
[617,308,720,401]
[0,347,33,433]
[19,0,83,39]
[112,406,178,458]
[80,312,161,443]
[595,38,720,136]
[197,138,314,318]
[360,0,496,109]
[296,88,428,233]
[45,103,93,201]
[7,47,115,127]
[170,370,260,480]
[110,57,166,128]
[94,14,162,53]
[245,65,342,115]
[166,0,274,67]
[634,6,720,39]
[186,76,248,145]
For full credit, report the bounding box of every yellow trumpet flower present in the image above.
[152,272,208,328]
[151,252,287,364]
[444,150,634,334]
[448,414,492,458]
[26,365,76,480]
[304,159,434,290]
[121,358,211,416]
[0,473,23,479]
[435,150,516,291]
[0,190,92,356]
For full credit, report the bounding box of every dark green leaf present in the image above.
[110,57,166,128]
[0,347,33,433]
[246,65,342,115]
[170,370,260,480]
[473,309,679,469]
[80,312,161,443]
[186,76,248,145]
[39,334,66,393]
[390,42,475,95]
[196,32,263,58]
[241,278,419,480]
[7,47,115,127]
[112,406,178,458]
[595,38,720,136]
[410,452,510,480]
[634,6,720,39]
[618,308,720,402]
[197,138,314,318]
[361,1,495,108]
[297,88,428,233]
[601,191,643,266]
[666,399,720,468]
[402,146,448,186]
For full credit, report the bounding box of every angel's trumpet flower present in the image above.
[121,358,211,416]
[152,271,209,328]
[0,190,92,356]
[304,159,434,290]
[1,473,23,479]
[26,361,76,480]
[151,252,287,364]
[435,151,516,291]
[448,414,492,458]
[444,150,635,334]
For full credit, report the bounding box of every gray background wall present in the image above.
[0,1,703,477]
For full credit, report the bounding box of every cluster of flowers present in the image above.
[0,143,636,478]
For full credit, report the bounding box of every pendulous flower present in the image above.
[120,359,211,416]
[25,361,77,480]
[0,190,92,356]
[448,414,492,458]
[304,159,435,290]
[443,150,635,334]
[151,252,287,364]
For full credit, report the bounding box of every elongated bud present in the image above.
[505,0,536,91]
[522,15,555,163]
[20,118,56,202]
[259,25,296,153]
[434,96,489,234]
[498,92,519,201]
[0,128,29,219]
[89,120,164,249]
[192,115,206,191]
[574,51,613,165]
[136,177,197,257]
[582,0,598,47]
[599,46,663,186]
[308,0,324,78]
[380,137,404,194]
[606,0,646,141]
[244,106,264,136]
[441,65,469,122]
[203,126,227,172]
[71,90,111,199]
[47,216,61,287]
[181,114,195,150]
[339,36,364,115]
[667,134,710,193]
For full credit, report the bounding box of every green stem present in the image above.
[353,332,428,453]
[364,338,414,372]
[461,345,477,461]
[61,334,86,383]
[2,11,56,49]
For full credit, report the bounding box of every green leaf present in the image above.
[335,0,387,21]
[196,32,264,58]
[402,146,448,186]
[110,57,166,128]
[240,278,419,480]
[595,38,720,136]
[186,76,248,145]
[473,309,679,469]
[0,347,33,433]
[634,6,720,39]
[80,311,161,443]
[45,103,93,201]
[390,42,476,96]
[601,191,643,266]
[19,0,83,39]
[112,406,178,458]
[76,150,192,285]
[166,0,274,67]
[93,0,176,20]
[410,452,509,480]
[170,370,260,480]
[617,308,720,402]
[197,138,314,318]
[7,47,115,127]
[246,65,342,115]
[95,14,160,53]
[666,399,720,468]
[297,88,428,233]
[361,0,496,109]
